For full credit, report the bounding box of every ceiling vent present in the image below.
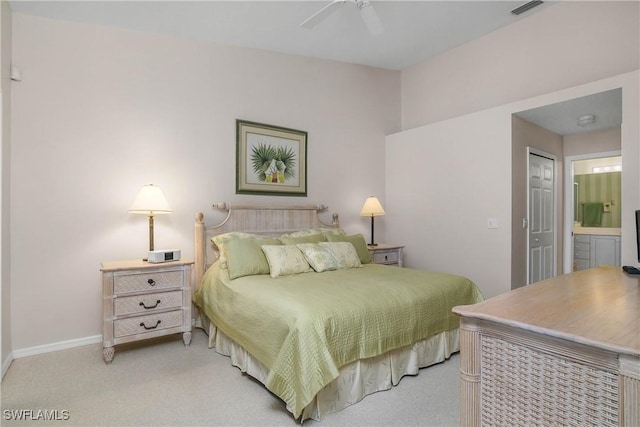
[511,1,544,16]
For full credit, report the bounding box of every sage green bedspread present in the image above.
[193,263,483,419]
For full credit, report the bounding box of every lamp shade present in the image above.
[360,196,385,217]
[129,184,172,215]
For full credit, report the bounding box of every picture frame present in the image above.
[236,119,307,196]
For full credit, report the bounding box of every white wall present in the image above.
[1,1,13,376]
[387,72,639,299]
[401,1,640,130]
[9,14,400,351]
[386,108,512,298]
[388,1,638,299]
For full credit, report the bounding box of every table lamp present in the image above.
[360,196,385,246]
[129,184,172,252]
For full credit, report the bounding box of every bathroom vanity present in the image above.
[573,227,621,271]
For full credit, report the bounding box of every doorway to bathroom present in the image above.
[564,151,622,272]
[513,88,623,285]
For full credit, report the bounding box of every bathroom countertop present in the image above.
[573,227,621,236]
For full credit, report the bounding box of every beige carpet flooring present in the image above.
[1,328,460,426]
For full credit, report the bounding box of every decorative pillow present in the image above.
[319,242,362,269]
[296,243,342,272]
[261,245,312,278]
[211,232,259,269]
[325,233,372,264]
[279,233,326,245]
[281,227,346,238]
[226,237,282,279]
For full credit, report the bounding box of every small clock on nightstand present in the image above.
[100,259,193,363]
[368,244,404,267]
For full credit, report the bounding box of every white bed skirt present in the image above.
[201,319,459,421]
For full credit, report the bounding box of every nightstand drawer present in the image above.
[114,291,183,316]
[373,251,399,264]
[114,310,183,338]
[114,270,183,294]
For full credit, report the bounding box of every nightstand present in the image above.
[368,244,404,267]
[101,259,193,363]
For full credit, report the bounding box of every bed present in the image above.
[192,203,483,422]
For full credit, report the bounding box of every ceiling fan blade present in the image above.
[301,0,347,29]
[358,1,383,35]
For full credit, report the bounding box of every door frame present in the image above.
[562,150,622,274]
[526,147,557,285]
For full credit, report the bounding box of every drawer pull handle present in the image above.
[147,279,156,286]
[139,300,161,309]
[140,320,161,330]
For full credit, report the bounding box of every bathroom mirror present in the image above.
[573,156,621,228]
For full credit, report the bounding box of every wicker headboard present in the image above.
[193,203,340,291]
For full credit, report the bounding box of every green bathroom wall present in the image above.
[574,171,622,227]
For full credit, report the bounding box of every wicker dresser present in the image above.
[101,259,193,363]
[453,266,639,427]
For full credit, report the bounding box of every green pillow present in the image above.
[279,233,326,245]
[211,232,259,269]
[326,233,372,264]
[226,237,282,279]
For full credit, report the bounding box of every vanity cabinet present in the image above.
[591,235,621,267]
[573,235,591,271]
[573,234,621,271]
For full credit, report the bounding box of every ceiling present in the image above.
[9,0,553,71]
[515,89,622,136]
[9,1,622,134]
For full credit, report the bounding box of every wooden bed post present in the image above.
[332,213,340,229]
[194,212,205,294]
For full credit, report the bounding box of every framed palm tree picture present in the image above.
[236,120,307,196]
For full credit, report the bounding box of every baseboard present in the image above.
[11,335,102,360]
[1,352,14,380]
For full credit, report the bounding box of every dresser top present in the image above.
[453,266,639,356]
[101,259,194,272]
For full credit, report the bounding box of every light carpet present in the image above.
[1,328,460,426]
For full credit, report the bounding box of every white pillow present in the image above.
[261,245,312,278]
[296,243,342,272]
[319,242,362,269]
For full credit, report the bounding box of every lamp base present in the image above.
[369,216,377,247]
